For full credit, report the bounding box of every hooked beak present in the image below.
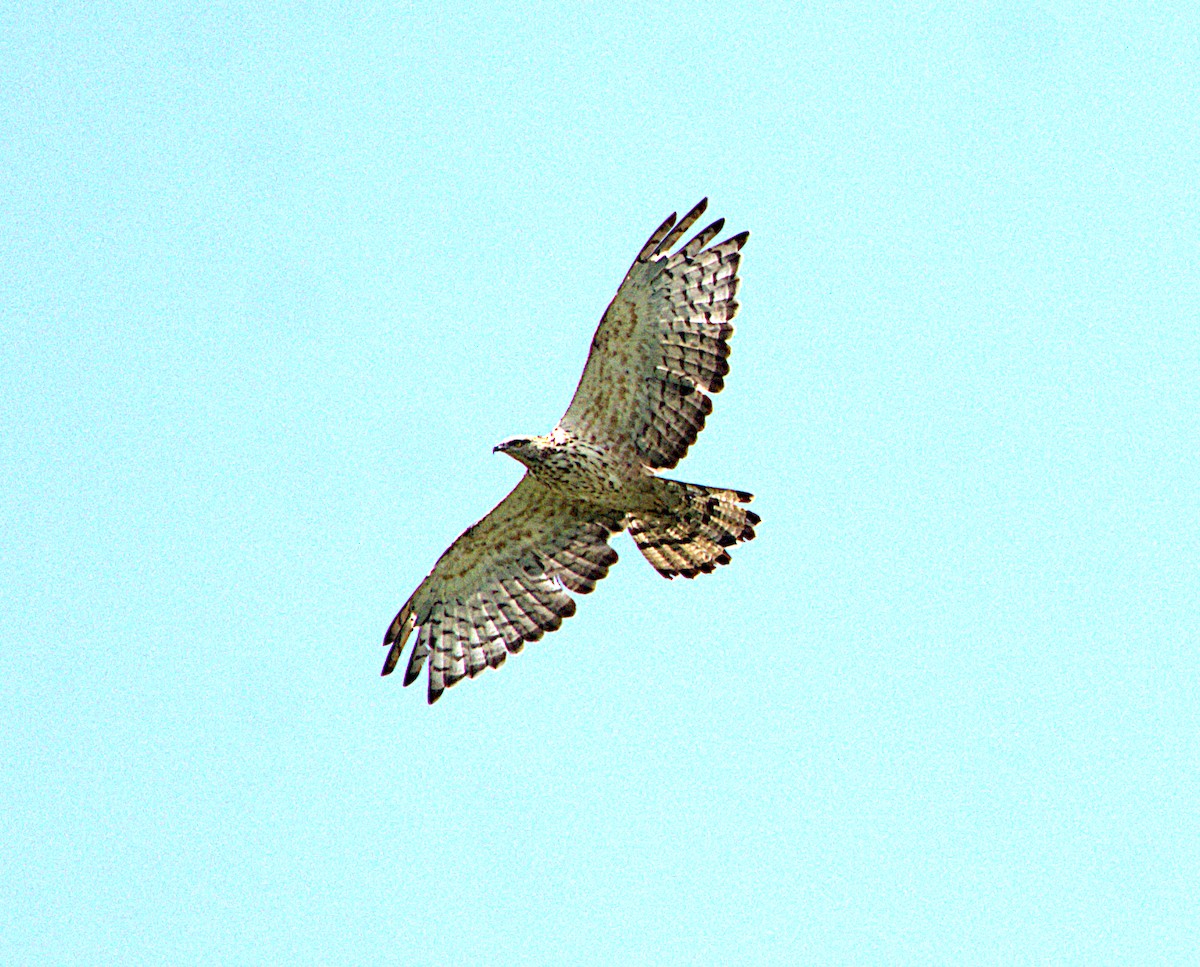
[493,442,507,453]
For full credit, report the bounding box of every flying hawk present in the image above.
[383,199,758,702]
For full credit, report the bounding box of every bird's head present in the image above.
[493,435,543,468]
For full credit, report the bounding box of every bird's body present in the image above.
[382,199,759,702]
[495,430,639,507]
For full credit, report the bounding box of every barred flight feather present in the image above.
[471,598,507,670]
[544,553,587,587]
[659,344,730,382]
[403,622,432,686]
[636,211,680,262]
[496,579,545,639]
[547,549,605,588]
[669,316,735,337]
[513,578,564,631]
[668,247,739,284]
[674,217,723,260]
[479,597,519,652]
[462,606,488,677]
[653,201,710,256]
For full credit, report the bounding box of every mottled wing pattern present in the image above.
[382,475,622,703]
[558,199,747,470]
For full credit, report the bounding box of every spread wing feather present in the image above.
[381,474,622,703]
[558,198,748,470]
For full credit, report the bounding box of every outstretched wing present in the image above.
[557,199,748,470]
[382,475,622,703]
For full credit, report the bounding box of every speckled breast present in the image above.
[529,438,637,506]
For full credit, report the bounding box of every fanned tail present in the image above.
[627,481,758,579]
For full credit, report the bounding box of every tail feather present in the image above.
[628,481,758,579]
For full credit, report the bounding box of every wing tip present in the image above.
[381,603,414,675]
[655,199,712,258]
[639,211,678,261]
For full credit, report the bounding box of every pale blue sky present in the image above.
[3,2,1198,963]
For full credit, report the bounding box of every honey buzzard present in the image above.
[382,199,758,702]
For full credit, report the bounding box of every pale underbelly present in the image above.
[530,459,663,514]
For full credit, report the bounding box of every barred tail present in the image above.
[627,481,759,579]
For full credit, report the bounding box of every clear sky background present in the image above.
[3,2,1198,964]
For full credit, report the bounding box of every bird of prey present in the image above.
[382,199,758,702]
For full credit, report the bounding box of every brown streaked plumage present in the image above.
[382,199,758,703]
